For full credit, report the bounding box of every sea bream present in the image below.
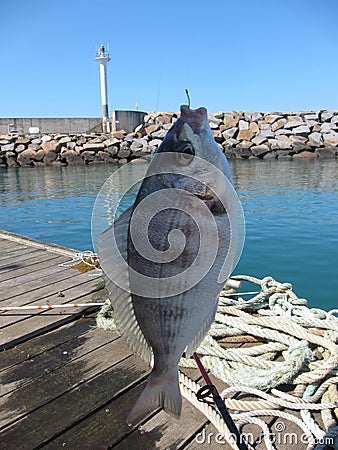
[97,105,242,422]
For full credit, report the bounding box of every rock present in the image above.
[97,151,116,162]
[237,129,254,141]
[320,123,335,132]
[304,120,319,128]
[244,112,263,122]
[33,150,45,161]
[315,147,336,158]
[66,141,76,150]
[304,113,319,120]
[118,158,128,164]
[43,151,58,164]
[264,114,282,124]
[323,132,338,146]
[308,132,323,147]
[17,149,36,166]
[2,143,15,152]
[112,131,127,139]
[151,129,167,139]
[222,127,237,139]
[145,124,160,135]
[271,118,287,131]
[222,112,241,129]
[76,136,87,145]
[15,144,26,153]
[59,136,71,144]
[263,151,277,159]
[82,143,105,151]
[16,137,30,145]
[156,115,172,125]
[41,135,52,142]
[293,151,317,158]
[331,115,338,124]
[320,110,334,122]
[251,145,270,157]
[276,150,293,158]
[268,139,291,150]
[239,140,254,149]
[234,147,252,159]
[118,149,131,159]
[251,134,268,145]
[212,129,222,142]
[284,120,305,129]
[250,122,259,134]
[289,135,308,145]
[31,138,42,145]
[6,157,19,167]
[41,141,62,153]
[292,125,310,135]
[238,120,249,130]
[275,128,293,135]
[0,139,10,145]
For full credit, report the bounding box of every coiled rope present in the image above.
[97,275,338,449]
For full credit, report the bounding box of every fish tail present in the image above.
[127,369,182,424]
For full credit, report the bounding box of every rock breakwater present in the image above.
[1,109,338,167]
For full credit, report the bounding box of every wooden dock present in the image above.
[0,231,331,449]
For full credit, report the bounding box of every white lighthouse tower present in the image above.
[95,44,111,133]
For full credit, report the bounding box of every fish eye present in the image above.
[175,142,195,165]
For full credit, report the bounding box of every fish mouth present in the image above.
[196,192,225,214]
[180,105,207,133]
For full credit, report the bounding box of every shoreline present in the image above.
[1,109,338,167]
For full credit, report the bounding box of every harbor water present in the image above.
[0,159,337,310]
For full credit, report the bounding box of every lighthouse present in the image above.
[95,44,111,133]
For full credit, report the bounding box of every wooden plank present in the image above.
[0,261,75,302]
[0,315,98,372]
[0,246,42,262]
[0,285,106,350]
[0,328,122,430]
[0,267,98,304]
[0,317,99,397]
[0,230,78,257]
[0,252,62,281]
[0,352,149,449]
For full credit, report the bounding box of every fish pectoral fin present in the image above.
[184,299,218,357]
[97,205,153,365]
[127,369,182,424]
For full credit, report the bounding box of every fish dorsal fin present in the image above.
[97,206,153,366]
[184,299,218,358]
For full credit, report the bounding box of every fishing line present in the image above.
[185,89,191,108]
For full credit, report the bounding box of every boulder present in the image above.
[17,149,36,166]
[237,129,254,141]
[268,139,291,150]
[251,134,267,145]
[284,120,305,129]
[41,135,52,142]
[320,123,335,132]
[244,112,263,122]
[320,111,334,122]
[2,143,15,152]
[271,118,287,131]
[234,148,252,159]
[293,151,317,158]
[31,138,42,145]
[118,149,131,159]
[83,143,105,151]
[292,125,310,135]
[59,136,71,144]
[43,151,58,164]
[15,144,26,153]
[264,114,282,124]
[112,131,127,139]
[251,145,270,157]
[222,127,237,139]
[33,150,45,161]
[315,147,337,158]
[263,151,277,159]
[276,150,293,158]
[222,112,241,129]
[308,132,323,147]
[238,120,249,130]
[67,141,76,150]
[6,156,19,167]
[151,129,167,139]
[41,140,62,153]
[145,124,160,135]
[323,132,338,146]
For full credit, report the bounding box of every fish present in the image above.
[96,105,243,423]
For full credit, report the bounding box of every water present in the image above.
[0,160,337,310]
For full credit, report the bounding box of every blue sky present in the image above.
[1,0,338,117]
